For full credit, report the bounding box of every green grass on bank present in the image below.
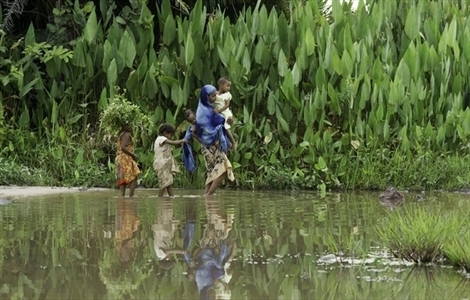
[2,147,470,191]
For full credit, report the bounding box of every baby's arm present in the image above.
[214,94,232,113]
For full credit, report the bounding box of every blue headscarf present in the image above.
[195,85,229,151]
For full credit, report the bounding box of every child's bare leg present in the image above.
[204,183,211,195]
[158,188,165,197]
[167,186,174,197]
[226,129,237,151]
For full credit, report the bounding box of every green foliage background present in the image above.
[1,0,470,191]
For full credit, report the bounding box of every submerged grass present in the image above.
[375,204,464,264]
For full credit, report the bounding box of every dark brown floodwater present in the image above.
[0,189,469,299]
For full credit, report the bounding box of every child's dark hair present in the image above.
[217,77,230,86]
[184,109,195,119]
[158,123,176,135]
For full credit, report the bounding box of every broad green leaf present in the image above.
[258,6,268,36]
[19,108,30,128]
[59,127,66,141]
[264,132,273,144]
[267,93,276,115]
[184,34,194,66]
[395,60,410,86]
[278,50,288,77]
[315,156,327,171]
[404,5,419,40]
[371,58,383,81]
[254,39,266,64]
[452,72,462,94]
[106,59,117,88]
[126,70,138,91]
[447,16,457,47]
[403,42,419,79]
[278,14,289,57]
[51,100,58,124]
[119,30,136,68]
[305,28,315,56]
[278,117,289,132]
[341,50,353,76]
[292,63,301,86]
[74,149,84,165]
[84,9,98,44]
[332,51,342,75]
[163,15,176,46]
[25,24,36,46]
[331,0,343,24]
[217,45,228,66]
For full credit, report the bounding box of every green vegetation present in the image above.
[2,0,470,191]
[444,228,470,271]
[376,202,470,271]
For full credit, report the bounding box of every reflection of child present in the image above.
[214,77,237,151]
[152,199,181,270]
[153,123,187,197]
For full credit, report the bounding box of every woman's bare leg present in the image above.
[129,179,137,197]
[206,172,226,195]
[119,184,126,197]
[158,188,165,197]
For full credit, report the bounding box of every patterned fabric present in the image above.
[201,143,235,185]
[153,136,180,188]
[215,92,233,129]
[115,133,140,186]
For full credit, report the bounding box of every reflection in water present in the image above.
[0,191,469,299]
[99,198,151,298]
[152,199,182,270]
[116,199,140,266]
[185,197,236,300]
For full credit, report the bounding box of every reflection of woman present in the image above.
[115,199,140,266]
[194,85,235,195]
[185,198,236,299]
[99,199,150,298]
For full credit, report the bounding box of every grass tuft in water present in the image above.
[375,205,463,264]
[443,227,470,272]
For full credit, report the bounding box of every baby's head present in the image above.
[185,109,196,124]
[158,123,176,137]
[217,77,231,93]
